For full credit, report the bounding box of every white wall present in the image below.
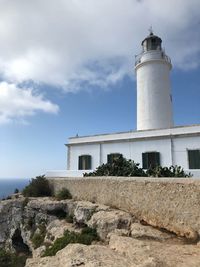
[101,138,172,167]
[67,134,200,177]
[173,135,200,169]
[69,143,100,170]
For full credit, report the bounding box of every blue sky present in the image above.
[0,0,200,178]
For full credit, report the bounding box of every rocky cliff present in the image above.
[1,194,200,267]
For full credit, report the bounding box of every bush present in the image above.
[84,155,146,177]
[43,227,99,257]
[84,155,191,178]
[146,165,191,178]
[14,188,19,194]
[22,175,52,197]
[0,249,27,267]
[31,224,46,249]
[55,188,72,200]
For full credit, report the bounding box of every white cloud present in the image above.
[0,82,59,124]
[0,0,199,92]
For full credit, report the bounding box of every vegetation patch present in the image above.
[146,165,191,177]
[84,155,146,177]
[14,188,19,194]
[55,188,72,200]
[0,249,28,267]
[22,175,52,197]
[43,227,99,257]
[84,155,191,178]
[31,223,47,249]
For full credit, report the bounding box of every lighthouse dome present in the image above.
[141,32,162,52]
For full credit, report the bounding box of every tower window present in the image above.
[78,155,92,170]
[107,153,122,164]
[188,150,200,169]
[142,152,160,169]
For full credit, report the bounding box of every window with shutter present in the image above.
[107,153,122,164]
[188,150,200,169]
[78,155,92,170]
[142,152,160,169]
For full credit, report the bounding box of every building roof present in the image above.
[67,124,200,146]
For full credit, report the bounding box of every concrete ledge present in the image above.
[48,177,200,239]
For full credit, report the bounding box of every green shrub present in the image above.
[84,155,146,177]
[22,175,52,197]
[26,218,34,231]
[79,227,99,244]
[31,233,44,249]
[84,155,191,178]
[146,165,191,178]
[43,227,99,257]
[0,249,27,267]
[55,188,72,200]
[14,188,19,194]
[31,224,46,249]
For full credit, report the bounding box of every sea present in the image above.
[0,178,30,200]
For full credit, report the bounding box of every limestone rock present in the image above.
[95,204,110,212]
[25,243,134,267]
[45,219,81,244]
[27,197,70,213]
[109,234,200,267]
[0,198,24,249]
[32,245,46,258]
[131,222,174,241]
[88,210,132,240]
[74,201,98,225]
[107,228,130,238]
[109,234,152,263]
[172,225,199,242]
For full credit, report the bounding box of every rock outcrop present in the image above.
[88,210,132,240]
[1,195,200,267]
[26,244,133,267]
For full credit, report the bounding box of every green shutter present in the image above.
[78,156,83,170]
[155,152,160,166]
[142,153,148,169]
[85,155,91,170]
[188,150,200,169]
[107,154,112,164]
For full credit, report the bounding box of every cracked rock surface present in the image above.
[1,196,200,267]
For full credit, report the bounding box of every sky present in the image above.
[0,0,200,178]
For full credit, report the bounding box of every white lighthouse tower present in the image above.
[135,31,173,131]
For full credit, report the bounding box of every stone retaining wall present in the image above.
[48,177,200,240]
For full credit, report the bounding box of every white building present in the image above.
[46,32,200,178]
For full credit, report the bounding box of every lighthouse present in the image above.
[135,31,173,131]
[46,30,200,179]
